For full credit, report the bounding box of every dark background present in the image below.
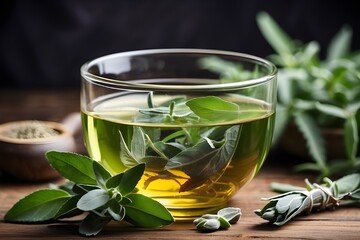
[1,0,360,89]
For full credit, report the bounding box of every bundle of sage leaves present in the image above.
[4,151,174,236]
[255,173,360,225]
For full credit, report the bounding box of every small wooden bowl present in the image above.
[0,114,80,181]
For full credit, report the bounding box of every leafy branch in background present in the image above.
[257,12,360,178]
[4,151,174,237]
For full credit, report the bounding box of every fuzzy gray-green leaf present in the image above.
[217,207,242,224]
[77,189,110,211]
[335,173,360,194]
[119,130,138,167]
[131,126,146,160]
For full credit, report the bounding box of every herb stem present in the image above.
[144,134,169,160]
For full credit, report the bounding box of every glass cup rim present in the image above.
[81,48,277,91]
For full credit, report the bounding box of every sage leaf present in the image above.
[193,217,206,225]
[326,25,352,61]
[93,161,112,188]
[335,173,360,194]
[294,112,326,169]
[294,162,324,173]
[54,195,82,219]
[120,196,132,205]
[200,126,229,141]
[144,134,169,160]
[218,216,231,229]
[107,199,125,221]
[46,151,97,185]
[72,184,98,195]
[4,189,71,222]
[108,206,126,221]
[283,195,304,218]
[77,189,110,211]
[315,102,348,119]
[165,140,218,177]
[124,193,174,227]
[217,207,241,224]
[198,219,221,231]
[131,126,146,160]
[270,182,307,193]
[300,41,320,65]
[344,116,358,160]
[186,96,240,122]
[201,214,219,219]
[79,212,111,237]
[166,126,239,180]
[256,12,296,55]
[138,156,168,171]
[153,141,185,158]
[272,104,289,146]
[106,164,145,196]
[254,200,277,218]
[193,207,240,232]
[119,130,138,167]
[276,194,302,214]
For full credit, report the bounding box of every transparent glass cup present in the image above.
[81,49,277,220]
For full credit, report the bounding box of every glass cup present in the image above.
[80,49,277,220]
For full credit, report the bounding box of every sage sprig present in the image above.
[118,93,243,192]
[193,207,241,232]
[254,173,360,225]
[4,151,174,237]
[256,12,360,178]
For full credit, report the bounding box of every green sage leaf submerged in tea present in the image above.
[114,93,246,193]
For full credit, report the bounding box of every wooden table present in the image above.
[0,89,359,239]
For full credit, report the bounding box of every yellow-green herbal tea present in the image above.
[82,93,274,219]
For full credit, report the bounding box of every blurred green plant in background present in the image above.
[256,12,360,178]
